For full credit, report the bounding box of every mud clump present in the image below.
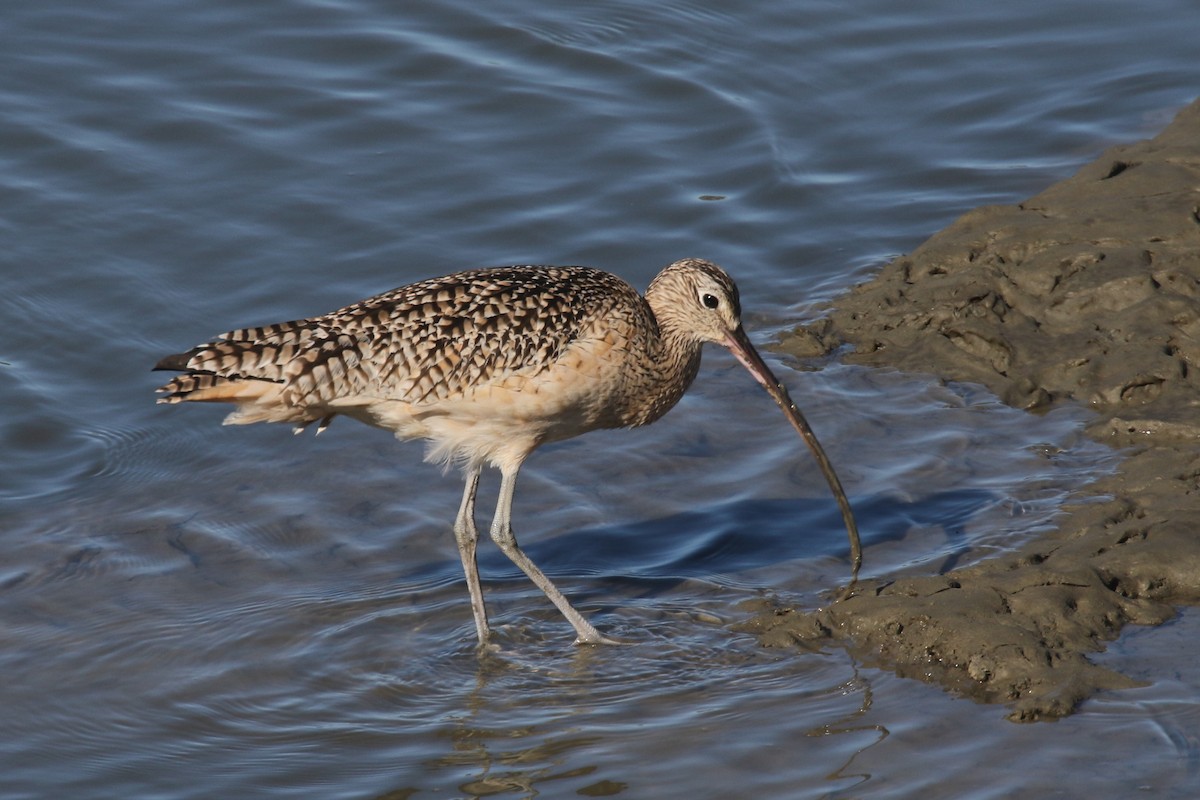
[749,97,1200,721]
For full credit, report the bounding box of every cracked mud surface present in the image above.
[744,97,1200,721]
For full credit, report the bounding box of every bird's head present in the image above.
[646,257,861,579]
[646,257,745,345]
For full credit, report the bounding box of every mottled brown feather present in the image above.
[155,265,680,437]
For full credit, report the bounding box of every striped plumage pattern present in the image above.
[156,266,625,399]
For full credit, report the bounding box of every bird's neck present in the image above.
[617,308,704,428]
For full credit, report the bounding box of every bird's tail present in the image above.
[153,335,318,429]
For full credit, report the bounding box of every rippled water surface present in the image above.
[3,1,1199,797]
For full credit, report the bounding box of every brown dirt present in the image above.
[742,97,1200,721]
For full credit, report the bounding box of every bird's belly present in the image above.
[351,378,617,472]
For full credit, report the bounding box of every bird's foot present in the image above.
[476,639,504,655]
[574,632,627,646]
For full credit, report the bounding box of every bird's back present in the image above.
[156,266,659,442]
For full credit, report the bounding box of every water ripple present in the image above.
[1,0,1198,797]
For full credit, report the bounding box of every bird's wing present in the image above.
[155,266,642,413]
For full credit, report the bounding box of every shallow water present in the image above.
[2,0,1199,797]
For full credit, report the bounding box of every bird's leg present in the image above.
[454,465,490,646]
[488,467,616,645]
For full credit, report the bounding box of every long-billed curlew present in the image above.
[155,258,860,645]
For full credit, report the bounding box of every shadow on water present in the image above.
[393,489,997,598]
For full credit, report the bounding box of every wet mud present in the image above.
[745,97,1200,721]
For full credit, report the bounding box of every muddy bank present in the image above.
[746,97,1200,721]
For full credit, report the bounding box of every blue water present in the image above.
[2,0,1199,797]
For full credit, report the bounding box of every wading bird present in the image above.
[155,258,860,645]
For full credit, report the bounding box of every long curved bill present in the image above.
[723,326,862,581]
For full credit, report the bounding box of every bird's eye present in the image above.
[701,293,720,309]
